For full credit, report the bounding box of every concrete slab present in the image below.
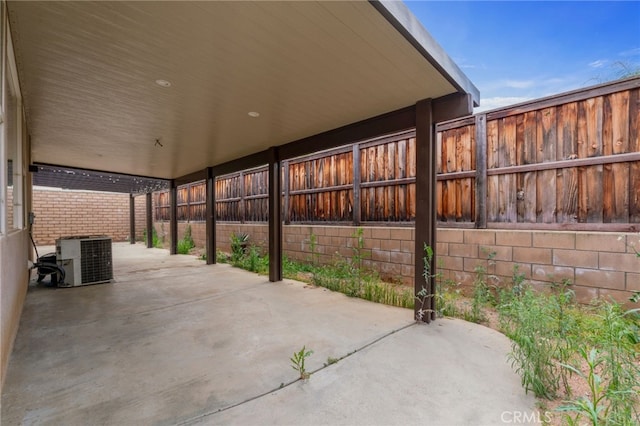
[2,243,537,425]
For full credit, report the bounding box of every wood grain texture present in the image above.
[156,83,639,229]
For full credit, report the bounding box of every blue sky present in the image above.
[404,1,640,111]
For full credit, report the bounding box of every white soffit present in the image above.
[8,1,478,179]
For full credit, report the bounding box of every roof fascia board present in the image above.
[279,105,416,160]
[370,0,480,107]
[173,169,207,187]
[209,149,270,178]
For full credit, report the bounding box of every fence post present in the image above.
[475,114,488,228]
[352,144,361,226]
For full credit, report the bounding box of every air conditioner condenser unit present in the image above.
[55,236,113,287]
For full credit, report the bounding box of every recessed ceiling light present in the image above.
[155,79,171,87]
[248,111,260,118]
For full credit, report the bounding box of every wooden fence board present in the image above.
[498,117,517,222]
[537,107,557,223]
[521,111,537,222]
[557,102,578,223]
[583,97,605,222]
[603,92,631,222]
[487,119,499,223]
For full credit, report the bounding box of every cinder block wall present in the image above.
[436,229,639,304]
[206,224,637,304]
[31,187,144,245]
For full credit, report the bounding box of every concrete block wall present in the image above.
[438,229,639,304]
[31,187,139,245]
[212,224,415,285]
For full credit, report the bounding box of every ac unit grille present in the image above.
[80,239,113,284]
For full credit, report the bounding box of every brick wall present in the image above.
[134,195,147,242]
[31,187,140,245]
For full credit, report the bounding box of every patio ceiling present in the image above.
[8,1,479,181]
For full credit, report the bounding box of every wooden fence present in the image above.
[437,77,639,230]
[155,77,640,231]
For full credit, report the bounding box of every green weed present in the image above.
[142,226,163,248]
[230,232,249,262]
[415,243,435,321]
[290,346,313,380]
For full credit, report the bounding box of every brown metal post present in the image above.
[352,144,361,226]
[129,193,136,244]
[169,180,178,255]
[205,167,216,264]
[283,160,290,225]
[239,171,245,224]
[414,99,435,323]
[146,192,153,248]
[268,147,282,282]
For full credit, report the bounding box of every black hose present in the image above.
[29,225,65,285]
[31,261,65,285]
[29,231,40,261]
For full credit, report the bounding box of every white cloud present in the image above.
[504,79,535,89]
[588,59,608,68]
[619,47,640,57]
[474,96,532,112]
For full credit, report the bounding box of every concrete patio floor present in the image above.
[2,243,537,425]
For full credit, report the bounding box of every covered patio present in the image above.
[6,0,479,323]
[2,243,535,425]
[2,0,483,405]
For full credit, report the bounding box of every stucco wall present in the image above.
[1,230,30,388]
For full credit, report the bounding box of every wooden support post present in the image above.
[169,180,178,255]
[129,194,136,244]
[475,114,488,228]
[268,147,282,282]
[145,192,153,248]
[283,160,290,225]
[352,144,361,226]
[206,167,216,264]
[414,99,435,323]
